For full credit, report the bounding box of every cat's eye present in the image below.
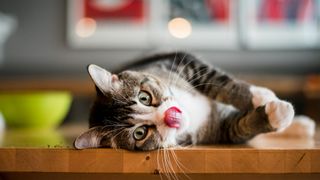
[138,91,152,106]
[133,126,148,141]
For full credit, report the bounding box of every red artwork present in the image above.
[259,0,315,23]
[83,0,146,22]
[206,0,230,23]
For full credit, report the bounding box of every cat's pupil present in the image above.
[133,126,147,140]
[138,91,151,106]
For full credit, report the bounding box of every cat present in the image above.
[74,52,314,151]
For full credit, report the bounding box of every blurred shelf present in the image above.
[304,75,320,99]
[0,77,95,97]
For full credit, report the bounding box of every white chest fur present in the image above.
[171,87,212,135]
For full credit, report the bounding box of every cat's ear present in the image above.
[74,126,109,149]
[87,64,118,94]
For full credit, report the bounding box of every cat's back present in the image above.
[115,52,197,73]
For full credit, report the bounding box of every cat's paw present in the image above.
[265,100,295,131]
[250,86,277,108]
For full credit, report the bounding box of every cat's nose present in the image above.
[161,96,173,102]
[164,106,182,128]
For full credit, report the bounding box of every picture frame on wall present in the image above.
[67,0,152,48]
[67,0,238,50]
[240,0,319,49]
[157,0,238,50]
[318,0,320,47]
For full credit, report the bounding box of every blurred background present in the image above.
[0,0,320,128]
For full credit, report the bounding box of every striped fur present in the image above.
[74,52,295,150]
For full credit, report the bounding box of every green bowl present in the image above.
[0,91,72,129]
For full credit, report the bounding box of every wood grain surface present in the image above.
[0,147,320,173]
[0,124,319,174]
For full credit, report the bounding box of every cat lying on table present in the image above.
[74,52,315,151]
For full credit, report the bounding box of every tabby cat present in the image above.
[74,52,310,151]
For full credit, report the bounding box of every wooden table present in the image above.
[0,124,320,180]
[0,75,320,179]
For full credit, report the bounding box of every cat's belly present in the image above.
[170,87,212,135]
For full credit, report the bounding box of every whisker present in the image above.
[156,146,163,180]
[169,149,183,179]
[109,127,127,151]
[169,53,186,85]
[169,53,187,87]
[166,148,179,180]
[111,96,128,105]
[122,81,133,100]
[161,149,171,180]
[166,149,174,180]
[169,149,191,180]
[185,82,221,94]
[186,69,215,87]
[167,51,178,89]
[109,85,131,103]
[172,53,190,87]
[164,148,177,180]
[184,67,208,84]
[191,80,255,99]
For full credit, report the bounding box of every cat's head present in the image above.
[74,64,190,151]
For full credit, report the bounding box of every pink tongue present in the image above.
[164,106,182,128]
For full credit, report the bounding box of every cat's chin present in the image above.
[175,123,188,136]
[157,126,178,147]
[160,121,189,148]
[160,139,178,149]
[175,115,190,135]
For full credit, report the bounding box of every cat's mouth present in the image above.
[164,106,182,129]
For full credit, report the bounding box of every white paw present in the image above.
[250,86,278,108]
[265,100,295,130]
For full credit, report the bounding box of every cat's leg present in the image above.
[219,100,294,143]
[164,52,256,111]
[163,52,293,116]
